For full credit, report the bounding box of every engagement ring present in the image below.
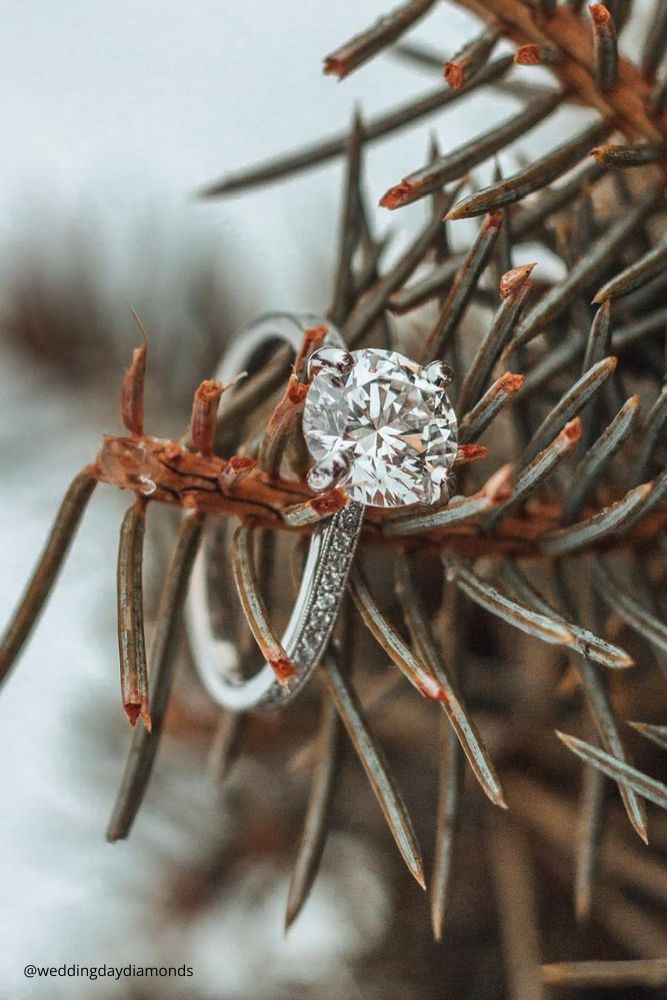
[187,313,458,712]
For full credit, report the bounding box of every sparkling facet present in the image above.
[303,348,458,508]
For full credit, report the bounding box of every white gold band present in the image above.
[186,313,363,712]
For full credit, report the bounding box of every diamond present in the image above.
[341,505,363,529]
[311,607,334,628]
[320,571,340,593]
[330,532,352,554]
[303,348,458,508]
[297,636,316,658]
[314,591,337,611]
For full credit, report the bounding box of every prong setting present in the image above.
[307,347,354,383]
[425,468,456,506]
[307,451,353,493]
[422,360,455,389]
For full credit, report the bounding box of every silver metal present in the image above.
[423,360,454,388]
[306,450,352,492]
[307,346,354,382]
[429,468,456,506]
[186,313,364,713]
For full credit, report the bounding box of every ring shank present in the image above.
[186,313,363,712]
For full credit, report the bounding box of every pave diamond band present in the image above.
[186,314,363,712]
[288,500,364,673]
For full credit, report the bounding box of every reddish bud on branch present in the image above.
[121,345,147,438]
[219,456,256,491]
[456,444,489,465]
[494,372,525,396]
[191,380,223,457]
[294,325,329,377]
[514,44,559,66]
[515,44,541,65]
[499,263,536,299]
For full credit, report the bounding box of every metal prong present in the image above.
[307,452,352,492]
[307,347,354,383]
[423,360,454,389]
[426,467,455,506]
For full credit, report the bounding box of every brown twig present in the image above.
[116,501,151,729]
[108,513,203,839]
[0,470,97,684]
[90,428,667,558]
[323,0,437,79]
[444,26,501,89]
[452,0,667,144]
[591,4,618,93]
[231,525,297,685]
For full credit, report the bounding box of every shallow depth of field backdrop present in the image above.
[0,3,657,999]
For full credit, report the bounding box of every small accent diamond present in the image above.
[315,591,337,611]
[311,608,334,628]
[330,533,352,554]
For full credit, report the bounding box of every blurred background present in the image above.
[0,2,662,999]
